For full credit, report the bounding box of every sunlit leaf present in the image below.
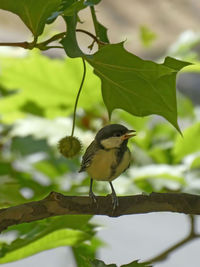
[140,25,157,47]
[177,92,194,118]
[0,215,93,263]
[0,229,88,263]
[173,122,200,162]
[191,156,200,169]
[0,52,101,122]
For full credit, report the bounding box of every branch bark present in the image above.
[0,192,200,233]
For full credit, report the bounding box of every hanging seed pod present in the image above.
[58,136,82,158]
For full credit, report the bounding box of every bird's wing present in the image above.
[79,140,99,172]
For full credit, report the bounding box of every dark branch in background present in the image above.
[0,41,30,49]
[0,32,66,50]
[1,192,200,233]
[143,215,200,264]
[76,29,106,46]
[0,28,106,51]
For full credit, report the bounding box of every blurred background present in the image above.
[0,0,200,266]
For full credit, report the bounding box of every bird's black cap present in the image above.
[95,124,130,142]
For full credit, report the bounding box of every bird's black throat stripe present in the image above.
[109,141,128,178]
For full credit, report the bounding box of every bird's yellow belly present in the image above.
[86,149,130,181]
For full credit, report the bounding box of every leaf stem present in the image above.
[71,58,86,136]
[90,6,100,47]
[42,46,63,50]
[0,32,66,50]
[0,42,30,49]
[76,29,106,46]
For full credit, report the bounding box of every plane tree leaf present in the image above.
[61,15,85,58]
[121,260,152,267]
[0,228,89,263]
[86,43,191,132]
[62,0,87,16]
[87,259,151,267]
[0,215,93,263]
[0,0,61,37]
[0,52,101,123]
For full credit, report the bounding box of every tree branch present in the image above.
[0,32,66,50]
[76,29,106,46]
[0,192,200,233]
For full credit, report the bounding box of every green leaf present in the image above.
[0,52,101,122]
[0,162,12,175]
[72,237,104,267]
[0,215,93,263]
[121,260,152,267]
[0,229,88,263]
[0,84,18,97]
[177,92,194,118]
[86,43,190,132]
[63,0,87,16]
[20,100,45,117]
[173,122,200,162]
[0,0,62,37]
[90,259,116,267]
[11,136,50,156]
[95,21,109,43]
[85,0,102,6]
[140,25,157,47]
[191,156,200,169]
[87,259,151,267]
[61,15,85,57]
[0,177,25,207]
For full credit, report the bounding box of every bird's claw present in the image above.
[89,191,98,205]
[111,193,119,211]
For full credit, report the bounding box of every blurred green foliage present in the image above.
[0,47,200,264]
[0,0,200,266]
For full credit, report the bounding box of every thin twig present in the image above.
[71,58,86,136]
[90,6,100,45]
[76,29,106,46]
[42,46,63,50]
[39,32,66,46]
[0,32,66,50]
[0,42,30,49]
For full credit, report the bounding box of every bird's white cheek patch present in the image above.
[101,137,122,149]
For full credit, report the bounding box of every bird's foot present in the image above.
[111,192,119,211]
[89,191,98,205]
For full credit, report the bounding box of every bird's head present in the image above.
[95,124,136,149]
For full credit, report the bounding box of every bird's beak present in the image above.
[121,130,136,140]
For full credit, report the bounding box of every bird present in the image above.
[79,124,136,209]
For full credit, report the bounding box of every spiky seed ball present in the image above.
[58,136,82,158]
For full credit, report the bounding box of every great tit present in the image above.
[79,124,136,209]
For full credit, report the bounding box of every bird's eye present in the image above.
[113,132,121,137]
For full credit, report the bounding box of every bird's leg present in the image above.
[109,182,119,210]
[89,178,97,204]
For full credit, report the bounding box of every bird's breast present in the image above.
[86,148,131,181]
